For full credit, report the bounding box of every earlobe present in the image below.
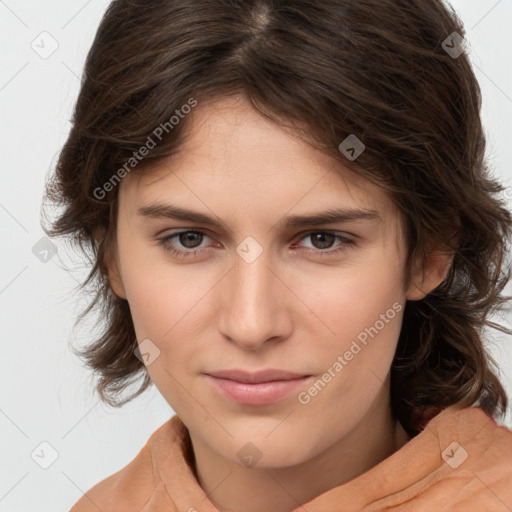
[98,230,127,300]
[108,260,127,300]
[406,247,454,301]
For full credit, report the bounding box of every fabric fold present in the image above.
[70,405,512,512]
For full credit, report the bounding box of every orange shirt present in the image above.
[70,405,512,511]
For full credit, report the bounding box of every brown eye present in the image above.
[157,230,212,258]
[294,231,355,259]
[308,232,337,250]
[178,231,204,249]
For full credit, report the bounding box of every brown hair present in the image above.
[42,0,512,437]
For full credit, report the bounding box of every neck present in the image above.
[188,383,408,512]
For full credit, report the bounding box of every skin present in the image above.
[107,94,452,512]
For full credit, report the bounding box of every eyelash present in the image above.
[156,230,355,259]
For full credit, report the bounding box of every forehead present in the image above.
[119,95,400,228]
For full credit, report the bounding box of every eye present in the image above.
[157,230,212,258]
[292,231,355,257]
[156,230,355,259]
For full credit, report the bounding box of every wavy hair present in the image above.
[42,0,512,436]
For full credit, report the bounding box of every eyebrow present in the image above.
[137,203,382,231]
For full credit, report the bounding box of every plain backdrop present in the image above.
[1,1,511,511]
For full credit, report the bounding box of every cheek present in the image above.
[296,253,404,334]
[295,269,405,414]
[119,245,204,408]
[290,247,405,380]
[118,238,200,338]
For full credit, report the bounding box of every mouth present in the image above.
[204,369,313,406]
[205,368,311,383]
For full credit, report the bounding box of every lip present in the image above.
[205,368,310,383]
[205,369,312,406]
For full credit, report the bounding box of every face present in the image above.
[109,95,414,467]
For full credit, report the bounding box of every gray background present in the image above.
[1,1,511,510]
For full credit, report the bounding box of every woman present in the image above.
[43,0,512,510]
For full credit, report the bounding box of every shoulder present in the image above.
[421,405,512,509]
[69,419,174,512]
[426,405,512,468]
[429,404,512,449]
[69,471,124,512]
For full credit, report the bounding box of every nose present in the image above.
[218,244,292,350]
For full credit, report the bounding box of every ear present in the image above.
[406,237,454,301]
[94,227,127,300]
[106,252,127,300]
